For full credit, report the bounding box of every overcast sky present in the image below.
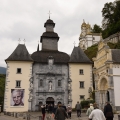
[0,0,114,67]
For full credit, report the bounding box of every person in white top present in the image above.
[89,103,106,120]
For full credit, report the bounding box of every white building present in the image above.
[79,20,101,50]
[69,46,93,108]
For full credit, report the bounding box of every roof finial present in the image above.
[48,11,52,19]
[73,41,76,47]
[37,41,39,51]
[18,38,21,44]
[23,39,26,44]
[83,19,85,23]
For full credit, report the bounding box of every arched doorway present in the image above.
[99,78,108,109]
[46,97,54,105]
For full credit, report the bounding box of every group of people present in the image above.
[41,101,114,120]
[41,103,72,120]
[86,102,114,120]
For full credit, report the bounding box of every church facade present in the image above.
[93,39,120,111]
[4,18,95,112]
[4,18,72,112]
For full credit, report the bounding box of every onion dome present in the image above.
[44,19,55,27]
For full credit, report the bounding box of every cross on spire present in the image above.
[48,11,52,19]
[18,38,21,44]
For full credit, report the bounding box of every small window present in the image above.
[58,80,61,87]
[16,80,21,87]
[40,79,43,87]
[80,95,85,100]
[79,69,84,75]
[17,68,21,73]
[79,81,84,88]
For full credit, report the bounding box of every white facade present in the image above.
[4,61,33,112]
[113,66,120,106]
[79,20,100,50]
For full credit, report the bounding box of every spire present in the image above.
[37,43,39,51]
[83,19,85,23]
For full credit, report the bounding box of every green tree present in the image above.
[102,2,114,29]
[0,74,5,109]
[92,24,102,33]
[102,0,120,38]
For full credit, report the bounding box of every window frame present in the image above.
[79,81,84,88]
[17,68,22,74]
[58,80,61,87]
[16,80,21,88]
[79,69,84,75]
[80,95,85,100]
[39,79,43,87]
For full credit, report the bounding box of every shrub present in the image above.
[80,99,95,109]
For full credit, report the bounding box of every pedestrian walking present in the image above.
[67,105,72,119]
[89,103,106,120]
[54,103,68,120]
[104,102,114,120]
[75,101,81,117]
[41,105,46,120]
[86,103,94,116]
[53,104,58,114]
[49,104,53,114]
[62,104,67,112]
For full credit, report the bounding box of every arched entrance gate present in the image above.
[99,78,110,109]
[46,97,54,105]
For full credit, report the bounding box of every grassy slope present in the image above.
[84,42,120,60]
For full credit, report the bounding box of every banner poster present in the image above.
[11,89,24,106]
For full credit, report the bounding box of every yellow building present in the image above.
[69,46,93,108]
[4,44,33,112]
[93,39,120,111]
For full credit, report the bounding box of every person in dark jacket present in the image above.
[75,101,81,117]
[53,104,58,114]
[104,102,114,120]
[54,103,68,120]
[41,105,46,120]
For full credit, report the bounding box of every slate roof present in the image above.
[5,44,33,61]
[111,49,120,63]
[44,19,55,27]
[31,51,70,63]
[69,46,93,64]
[40,32,59,42]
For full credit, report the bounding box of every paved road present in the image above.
[0,112,119,120]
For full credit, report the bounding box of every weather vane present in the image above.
[18,38,21,44]
[48,11,52,19]
[23,39,26,44]
[73,41,76,47]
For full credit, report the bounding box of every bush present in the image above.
[81,99,95,109]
